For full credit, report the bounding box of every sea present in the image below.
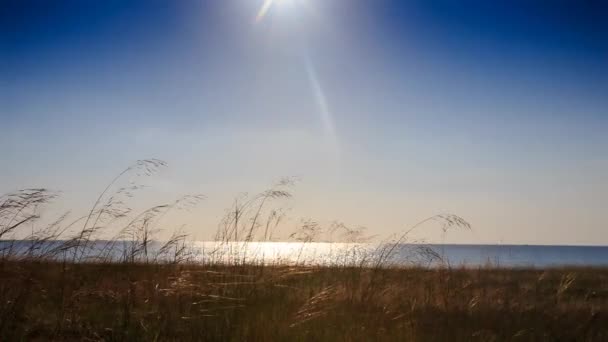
[2,240,608,268]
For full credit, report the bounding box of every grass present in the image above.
[1,261,608,341]
[1,159,607,340]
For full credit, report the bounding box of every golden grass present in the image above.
[2,161,607,340]
[1,261,607,341]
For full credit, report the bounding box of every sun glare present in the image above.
[255,0,297,22]
[255,0,273,22]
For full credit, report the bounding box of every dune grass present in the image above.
[1,260,607,341]
[1,159,607,340]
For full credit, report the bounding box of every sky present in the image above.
[1,0,607,244]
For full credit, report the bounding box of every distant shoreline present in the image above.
[3,240,608,268]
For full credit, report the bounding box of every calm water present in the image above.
[3,241,608,268]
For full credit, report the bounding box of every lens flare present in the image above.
[254,0,340,158]
[304,56,338,151]
[255,0,275,22]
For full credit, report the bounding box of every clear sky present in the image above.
[2,0,607,244]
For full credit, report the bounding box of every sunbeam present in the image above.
[255,0,275,22]
[254,0,340,158]
[303,54,339,155]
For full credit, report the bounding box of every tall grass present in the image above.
[1,160,606,340]
[1,261,607,340]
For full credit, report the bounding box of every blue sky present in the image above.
[1,0,607,243]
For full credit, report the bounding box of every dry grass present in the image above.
[1,261,607,341]
[2,159,607,340]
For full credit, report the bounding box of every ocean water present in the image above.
[2,241,608,268]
